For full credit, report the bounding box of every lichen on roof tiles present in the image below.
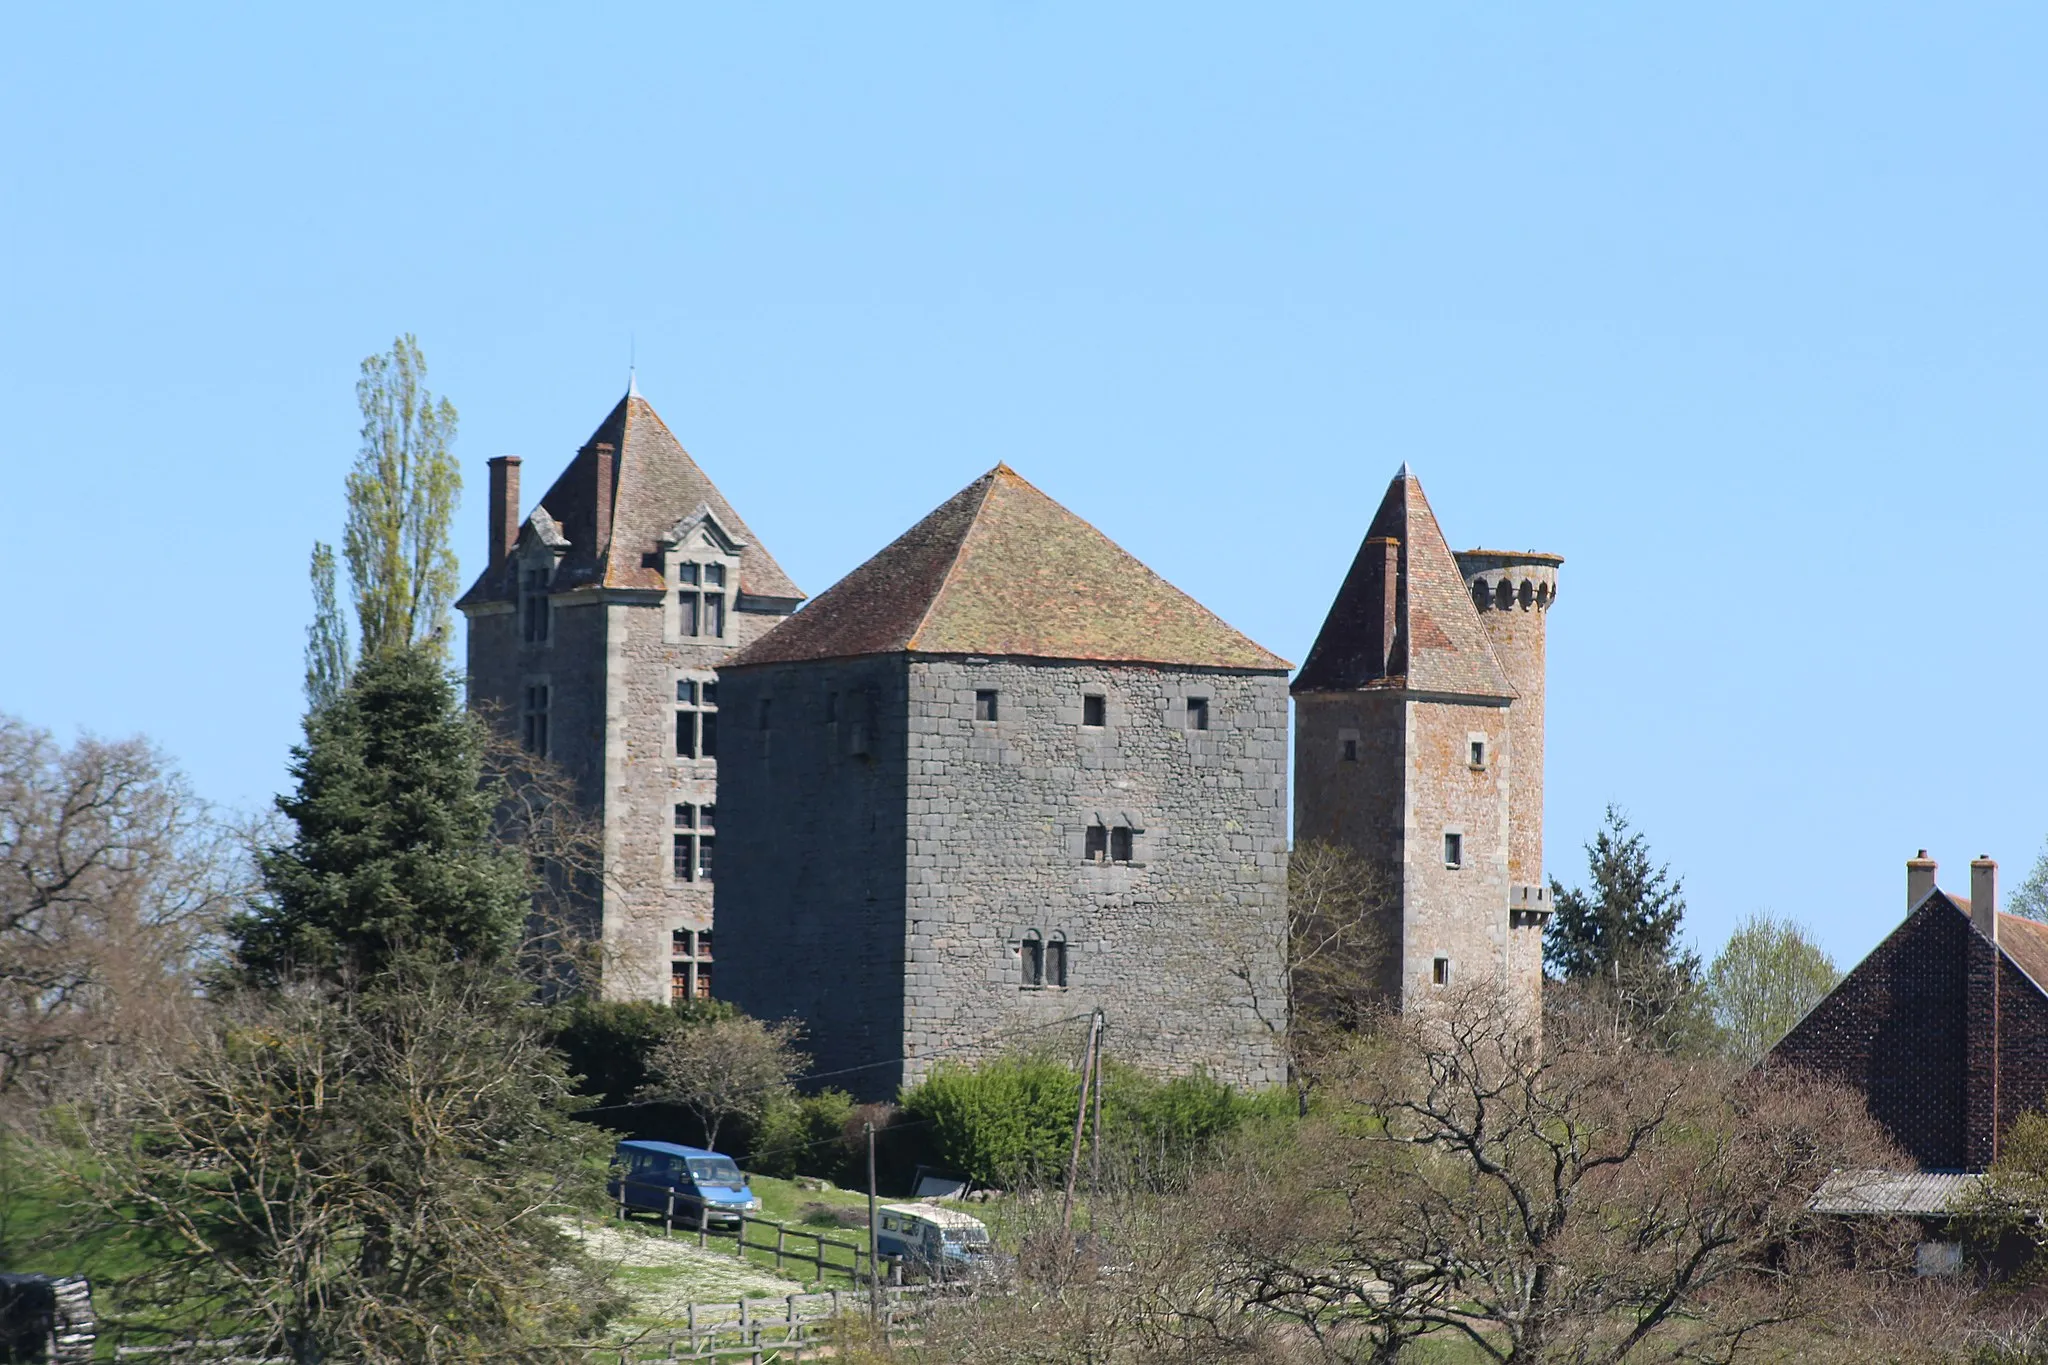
[730,465,1290,672]
[457,390,802,609]
[1292,468,1513,699]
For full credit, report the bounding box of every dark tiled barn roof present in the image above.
[1292,468,1513,699]
[457,391,803,608]
[729,464,1290,672]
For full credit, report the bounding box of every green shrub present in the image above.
[748,1088,859,1180]
[900,1054,1082,1184]
[546,996,737,1140]
[901,1054,1296,1186]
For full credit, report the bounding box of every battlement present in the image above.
[1455,549,1562,614]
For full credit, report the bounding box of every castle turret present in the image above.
[1453,550,1562,898]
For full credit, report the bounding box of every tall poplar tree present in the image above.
[303,334,461,706]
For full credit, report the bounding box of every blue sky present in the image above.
[4,4,2043,968]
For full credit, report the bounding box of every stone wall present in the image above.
[1400,697,1514,1009]
[715,654,1289,1099]
[714,655,912,1093]
[1292,689,1516,1011]
[900,659,1289,1092]
[1292,692,1407,997]
[465,567,791,1003]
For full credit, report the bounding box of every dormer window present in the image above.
[674,560,730,640]
[661,509,744,645]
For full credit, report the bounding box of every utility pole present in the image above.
[865,1120,880,1322]
[1061,1008,1104,1229]
[1090,1012,1104,1193]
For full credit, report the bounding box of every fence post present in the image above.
[686,1302,696,1356]
[697,1206,707,1249]
[776,1222,786,1271]
[664,1187,675,1238]
[736,1212,748,1259]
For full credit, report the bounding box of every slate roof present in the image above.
[1292,468,1514,698]
[728,465,1290,672]
[457,391,803,608]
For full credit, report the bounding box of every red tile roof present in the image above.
[729,465,1290,672]
[1292,469,1513,698]
[457,391,803,608]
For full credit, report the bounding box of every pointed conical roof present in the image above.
[1292,469,1512,698]
[457,390,803,607]
[730,465,1290,671]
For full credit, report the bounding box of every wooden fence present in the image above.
[612,1176,881,1287]
[112,1286,971,1365]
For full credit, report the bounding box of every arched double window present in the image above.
[1019,931,1070,989]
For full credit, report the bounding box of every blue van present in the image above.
[607,1140,762,1227]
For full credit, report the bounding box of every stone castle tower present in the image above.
[456,385,805,1002]
[713,465,1293,1099]
[1291,467,1559,1018]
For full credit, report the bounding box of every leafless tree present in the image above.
[0,715,246,1104]
[52,962,619,1363]
[1229,840,1390,1112]
[472,704,613,998]
[1205,984,1913,1364]
[639,1014,810,1151]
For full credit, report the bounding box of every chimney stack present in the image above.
[487,455,521,565]
[1973,856,1999,942]
[1370,536,1400,674]
[591,442,616,556]
[1908,850,1937,909]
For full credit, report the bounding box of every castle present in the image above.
[461,390,1559,1094]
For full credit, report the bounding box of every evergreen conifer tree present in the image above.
[235,645,527,982]
[1546,805,1704,1048]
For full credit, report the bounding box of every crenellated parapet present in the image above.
[1456,550,1563,614]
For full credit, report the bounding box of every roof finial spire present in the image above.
[627,333,639,398]
[1398,461,1412,478]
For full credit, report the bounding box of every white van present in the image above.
[873,1202,992,1274]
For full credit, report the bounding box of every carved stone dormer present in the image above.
[659,503,745,647]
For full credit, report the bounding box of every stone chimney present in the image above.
[1370,536,1400,674]
[591,442,616,557]
[487,455,521,565]
[1908,850,1938,909]
[1973,857,1999,942]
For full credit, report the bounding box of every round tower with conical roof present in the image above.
[1453,550,1562,899]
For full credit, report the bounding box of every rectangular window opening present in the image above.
[522,684,550,756]
[1469,739,1487,768]
[1185,697,1209,731]
[679,592,699,637]
[700,711,718,758]
[705,594,726,637]
[1082,694,1106,728]
[1046,940,1068,988]
[1433,957,1451,987]
[1110,827,1134,863]
[1021,939,1044,988]
[1341,738,1359,762]
[1443,832,1463,869]
[1084,825,1107,862]
[975,690,999,722]
[675,712,696,758]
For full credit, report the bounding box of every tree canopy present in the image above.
[305,334,461,709]
[236,646,527,983]
[1706,911,1839,1061]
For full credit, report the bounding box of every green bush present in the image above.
[546,996,736,1139]
[900,1054,1082,1184]
[748,1088,859,1180]
[900,1053,1295,1186]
